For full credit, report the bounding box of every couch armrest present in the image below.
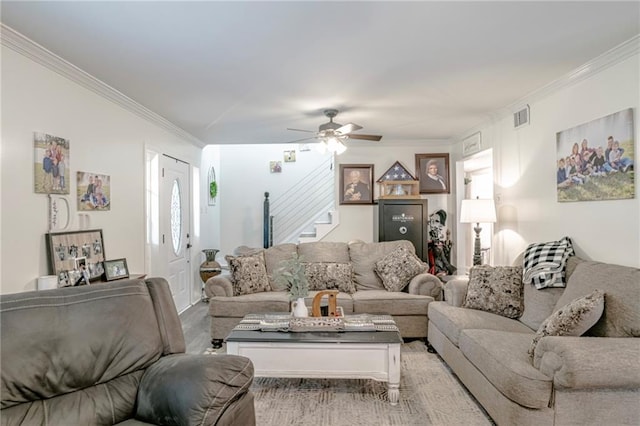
[443,276,469,307]
[136,354,254,425]
[534,336,640,389]
[205,274,234,298]
[407,273,443,300]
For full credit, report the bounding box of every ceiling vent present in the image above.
[514,105,530,128]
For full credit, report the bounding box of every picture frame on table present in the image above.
[415,153,450,194]
[339,164,374,205]
[104,258,130,281]
[46,229,105,285]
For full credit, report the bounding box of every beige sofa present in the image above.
[0,278,255,425]
[427,256,640,425]
[205,240,443,347]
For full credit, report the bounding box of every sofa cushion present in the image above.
[351,290,431,315]
[523,236,575,289]
[529,289,605,358]
[263,244,298,287]
[304,262,356,294]
[463,265,524,319]
[226,252,271,296]
[428,301,533,347]
[519,256,585,330]
[374,246,428,292]
[210,291,291,317]
[459,329,553,409]
[298,241,350,263]
[349,240,416,290]
[554,260,640,337]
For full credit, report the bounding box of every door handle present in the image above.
[186,243,192,249]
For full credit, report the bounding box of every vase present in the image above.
[199,249,222,283]
[291,297,309,318]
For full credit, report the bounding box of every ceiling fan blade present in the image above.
[336,122,363,134]
[287,127,316,133]
[284,136,317,143]
[347,134,383,141]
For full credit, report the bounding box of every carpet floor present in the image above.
[208,341,494,425]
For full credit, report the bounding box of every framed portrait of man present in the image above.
[415,153,450,194]
[339,164,374,204]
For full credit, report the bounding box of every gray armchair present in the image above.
[0,277,255,425]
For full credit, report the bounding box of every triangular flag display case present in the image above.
[376,161,420,199]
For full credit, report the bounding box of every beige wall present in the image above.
[1,46,201,294]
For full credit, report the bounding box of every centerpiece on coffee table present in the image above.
[272,253,310,317]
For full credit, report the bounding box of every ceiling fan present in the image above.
[286,109,382,154]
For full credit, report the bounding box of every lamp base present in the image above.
[473,224,482,266]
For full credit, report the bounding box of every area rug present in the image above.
[206,341,493,425]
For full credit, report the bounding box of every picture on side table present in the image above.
[556,108,635,202]
[104,258,130,281]
[415,153,450,194]
[340,164,374,204]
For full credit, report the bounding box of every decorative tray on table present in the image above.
[233,312,398,333]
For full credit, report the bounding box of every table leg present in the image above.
[388,343,401,405]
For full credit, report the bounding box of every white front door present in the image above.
[161,155,191,312]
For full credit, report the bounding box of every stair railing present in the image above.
[268,156,335,244]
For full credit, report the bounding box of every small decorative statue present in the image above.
[428,209,457,276]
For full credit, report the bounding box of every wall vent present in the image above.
[514,105,530,128]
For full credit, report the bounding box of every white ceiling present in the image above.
[2,1,639,146]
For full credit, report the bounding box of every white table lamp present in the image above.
[460,197,497,265]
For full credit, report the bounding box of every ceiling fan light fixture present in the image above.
[335,141,347,155]
[316,140,328,154]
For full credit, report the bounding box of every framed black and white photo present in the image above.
[415,153,450,194]
[104,258,129,281]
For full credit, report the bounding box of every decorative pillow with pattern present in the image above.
[463,265,524,319]
[225,252,271,296]
[523,236,575,289]
[528,289,605,360]
[303,263,356,294]
[374,246,429,292]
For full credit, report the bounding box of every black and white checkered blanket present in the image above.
[523,236,574,289]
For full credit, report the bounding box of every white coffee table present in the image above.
[226,326,402,405]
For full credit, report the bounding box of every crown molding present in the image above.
[1,24,204,148]
[456,35,640,142]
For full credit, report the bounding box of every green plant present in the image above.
[272,253,309,300]
[209,181,218,199]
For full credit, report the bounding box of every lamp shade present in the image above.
[460,198,497,224]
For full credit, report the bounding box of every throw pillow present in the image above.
[528,289,605,359]
[374,246,429,292]
[304,263,356,294]
[463,265,524,319]
[225,252,270,296]
[523,236,575,289]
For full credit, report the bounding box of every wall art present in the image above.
[207,166,217,206]
[556,108,635,202]
[270,161,282,173]
[415,153,450,194]
[340,164,374,205]
[77,171,111,211]
[34,132,70,195]
[284,150,296,162]
[462,132,482,157]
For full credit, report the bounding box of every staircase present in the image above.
[269,156,339,244]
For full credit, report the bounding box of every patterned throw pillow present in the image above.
[528,289,605,360]
[304,263,356,294]
[225,252,270,296]
[463,265,524,319]
[523,237,575,289]
[374,246,428,292]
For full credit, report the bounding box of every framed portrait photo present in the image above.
[104,258,130,281]
[415,153,450,194]
[339,164,374,205]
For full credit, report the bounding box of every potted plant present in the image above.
[272,253,309,317]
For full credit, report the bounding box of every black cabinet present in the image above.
[377,199,429,261]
